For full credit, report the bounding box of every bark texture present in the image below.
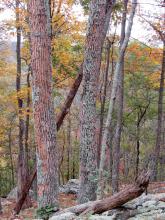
[14,167,37,214]
[152,42,165,180]
[0,198,2,214]
[98,0,137,199]
[112,0,128,194]
[79,0,115,204]
[14,64,83,213]
[98,39,111,167]
[28,0,58,208]
[16,0,31,208]
[56,65,83,130]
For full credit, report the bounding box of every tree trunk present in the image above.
[8,128,15,187]
[79,0,115,204]
[66,113,71,181]
[28,0,59,208]
[0,197,2,214]
[24,71,31,177]
[98,0,137,199]
[14,64,83,213]
[14,167,37,214]
[98,39,111,167]
[56,65,83,130]
[136,122,140,178]
[152,42,165,180]
[112,0,128,194]
[16,0,31,208]
[135,103,150,178]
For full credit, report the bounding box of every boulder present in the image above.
[7,187,35,200]
[59,179,79,194]
[49,212,76,220]
[89,216,114,220]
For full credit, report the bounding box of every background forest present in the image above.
[0,0,164,219]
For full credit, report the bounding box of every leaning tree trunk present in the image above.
[28,0,59,208]
[98,0,137,199]
[79,0,116,204]
[152,42,165,180]
[112,0,128,194]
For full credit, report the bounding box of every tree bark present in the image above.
[112,0,128,194]
[98,39,112,167]
[135,103,150,178]
[14,64,83,213]
[56,65,83,130]
[14,167,37,214]
[8,128,15,187]
[98,0,137,199]
[24,71,31,177]
[28,0,59,208]
[16,0,31,208]
[0,197,2,214]
[152,42,165,180]
[79,0,116,204]
[66,113,71,181]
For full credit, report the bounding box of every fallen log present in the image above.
[56,170,150,216]
[87,170,150,214]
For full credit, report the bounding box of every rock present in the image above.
[59,179,79,194]
[7,187,35,200]
[89,216,114,220]
[96,195,165,220]
[156,201,165,209]
[49,212,76,220]
[124,193,165,209]
[142,200,158,207]
[129,209,165,220]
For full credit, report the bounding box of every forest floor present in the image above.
[0,182,165,220]
[0,193,77,220]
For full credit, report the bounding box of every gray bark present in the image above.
[98,39,112,167]
[151,42,165,180]
[112,0,128,194]
[98,0,137,199]
[79,0,116,204]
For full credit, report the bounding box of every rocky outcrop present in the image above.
[49,193,165,220]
